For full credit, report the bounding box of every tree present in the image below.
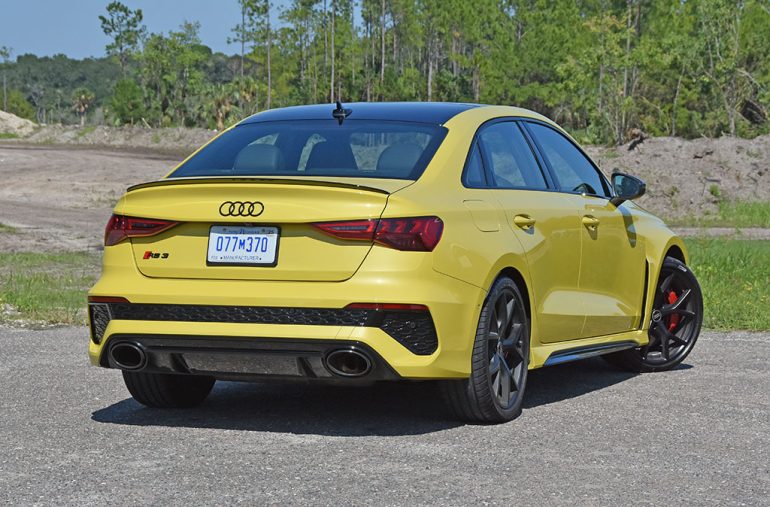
[72,87,95,126]
[99,1,146,75]
[4,89,35,120]
[0,46,11,112]
[233,0,272,109]
[109,78,145,125]
[140,22,209,126]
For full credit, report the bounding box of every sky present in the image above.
[0,0,288,59]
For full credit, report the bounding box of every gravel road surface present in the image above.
[1,327,767,506]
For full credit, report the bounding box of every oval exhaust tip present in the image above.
[110,343,147,371]
[325,348,372,377]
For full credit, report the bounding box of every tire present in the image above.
[122,371,215,408]
[603,256,703,373]
[442,276,530,423]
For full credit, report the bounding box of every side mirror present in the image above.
[610,171,646,207]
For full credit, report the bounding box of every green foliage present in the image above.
[3,89,35,120]
[685,238,770,330]
[709,184,721,199]
[109,78,145,125]
[99,1,146,74]
[3,54,120,124]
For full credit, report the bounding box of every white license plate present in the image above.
[207,226,279,266]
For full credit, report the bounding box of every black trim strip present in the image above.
[127,176,393,194]
[543,340,639,367]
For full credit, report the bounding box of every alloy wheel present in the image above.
[644,265,701,365]
[487,288,527,409]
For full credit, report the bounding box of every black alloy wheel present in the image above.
[604,257,703,372]
[487,287,528,408]
[442,276,530,423]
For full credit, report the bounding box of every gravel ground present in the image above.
[0,327,767,506]
[0,145,179,252]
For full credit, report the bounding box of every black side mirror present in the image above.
[610,171,646,207]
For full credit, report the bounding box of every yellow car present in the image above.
[88,102,703,423]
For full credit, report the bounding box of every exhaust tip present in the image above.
[324,348,372,378]
[110,342,147,371]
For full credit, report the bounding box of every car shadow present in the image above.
[91,358,692,436]
[524,358,692,409]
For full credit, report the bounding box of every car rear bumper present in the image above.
[101,335,401,382]
[88,243,486,379]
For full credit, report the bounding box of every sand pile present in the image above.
[0,110,36,137]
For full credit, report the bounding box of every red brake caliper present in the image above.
[667,291,679,331]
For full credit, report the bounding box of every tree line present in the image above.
[1,0,769,145]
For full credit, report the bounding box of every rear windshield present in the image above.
[169,120,448,180]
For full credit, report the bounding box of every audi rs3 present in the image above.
[88,102,703,422]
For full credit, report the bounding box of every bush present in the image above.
[109,78,146,125]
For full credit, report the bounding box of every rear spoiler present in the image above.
[127,176,392,195]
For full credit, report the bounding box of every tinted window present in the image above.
[477,122,546,190]
[170,120,447,181]
[527,122,608,197]
[462,143,486,187]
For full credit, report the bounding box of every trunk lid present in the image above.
[117,177,410,282]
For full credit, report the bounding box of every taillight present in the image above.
[313,216,443,252]
[104,214,179,246]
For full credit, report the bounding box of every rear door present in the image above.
[525,121,647,337]
[473,120,586,344]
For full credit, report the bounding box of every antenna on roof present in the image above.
[332,101,352,125]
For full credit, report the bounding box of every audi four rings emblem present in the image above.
[219,201,265,217]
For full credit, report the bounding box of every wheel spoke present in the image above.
[661,289,692,316]
[500,366,511,402]
[659,272,675,295]
[487,330,500,342]
[489,352,501,376]
[669,311,695,334]
[491,368,501,395]
[504,298,515,334]
[512,362,523,392]
[669,333,689,347]
[501,323,522,351]
[495,297,509,337]
[660,327,670,359]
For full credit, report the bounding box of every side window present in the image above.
[527,122,609,197]
[477,122,547,190]
[462,143,486,187]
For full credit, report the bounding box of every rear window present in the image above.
[170,120,448,180]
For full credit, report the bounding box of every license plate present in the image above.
[207,226,279,266]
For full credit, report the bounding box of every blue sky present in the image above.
[0,0,287,59]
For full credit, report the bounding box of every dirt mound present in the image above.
[21,125,216,155]
[0,110,37,137]
[585,135,770,220]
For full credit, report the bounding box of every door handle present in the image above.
[513,214,536,229]
[582,215,600,229]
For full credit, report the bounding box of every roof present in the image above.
[238,102,482,126]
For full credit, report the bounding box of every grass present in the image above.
[0,132,19,139]
[0,251,100,325]
[685,238,770,330]
[671,199,770,228]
